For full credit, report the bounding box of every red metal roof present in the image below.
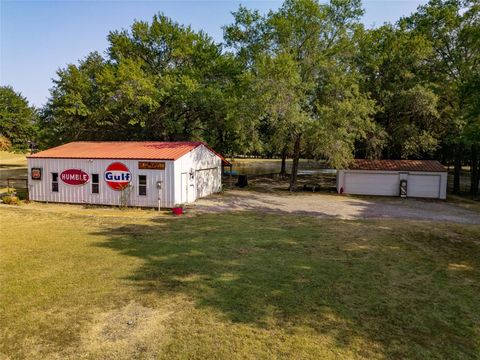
[349,159,446,172]
[28,141,231,165]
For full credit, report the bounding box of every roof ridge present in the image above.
[27,141,217,161]
[351,159,446,172]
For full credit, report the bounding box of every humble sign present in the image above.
[138,161,165,170]
[60,169,89,185]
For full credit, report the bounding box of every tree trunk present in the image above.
[289,135,301,192]
[453,147,461,194]
[280,147,287,177]
[471,144,479,197]
[476,158,480,198]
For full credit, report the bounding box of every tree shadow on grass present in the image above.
[92,212,480,359]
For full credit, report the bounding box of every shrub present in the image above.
[15,189,28,200]
[2,195,21,205]
[0,135,12,151]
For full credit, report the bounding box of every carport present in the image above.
[337,159,447,199]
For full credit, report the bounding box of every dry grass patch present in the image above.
[1,205,480,359]
[70,300,180,360]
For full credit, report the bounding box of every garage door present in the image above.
[344,172,399,196]
[196,167,220,199]
[407,174,440,198]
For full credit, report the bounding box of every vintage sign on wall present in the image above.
[138,161,165,170]
[104,162,131,190]
[31,168,42,180]
[60,169,89,185]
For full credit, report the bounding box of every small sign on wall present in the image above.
[138,161,165,170]
[31,168,42,180]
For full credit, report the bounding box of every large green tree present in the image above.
[355,24,444,159]
[225,0,377,190]
[40,14,249,155]
[0,86,37,150]
[403,0,480,194]
[355,0,479,195]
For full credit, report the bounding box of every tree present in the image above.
[40,14,251,154]
[225,0,377,190]
[0,86,37,150]
[402,0,480,194]
[355,24,446,159]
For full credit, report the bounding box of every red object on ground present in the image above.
[172,207,183,215]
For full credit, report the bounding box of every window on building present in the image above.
[92,173,99,194]
[52,172,58,192]
[139,175,147,196]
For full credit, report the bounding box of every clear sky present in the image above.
[1,0,427,107]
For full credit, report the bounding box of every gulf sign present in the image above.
[60,169,89,185]
[104,162,131,190]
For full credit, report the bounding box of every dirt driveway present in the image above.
[192,189,480,224]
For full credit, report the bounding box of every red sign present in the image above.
[60,169,89,185]
[104,162,131,191]
[31,168,42,180]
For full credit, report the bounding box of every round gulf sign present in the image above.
[104,162,131,191]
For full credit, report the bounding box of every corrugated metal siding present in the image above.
[336,170,448,199]
[28,158,176,207]
[174,145,222,204]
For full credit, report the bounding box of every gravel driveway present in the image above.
[192,189,480,224]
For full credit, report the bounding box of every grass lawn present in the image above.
[1,205,479,359]
[0,151,28,166]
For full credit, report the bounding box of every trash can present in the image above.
[172,207,183,215]
[235,175,248,188]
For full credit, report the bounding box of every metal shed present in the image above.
[336,159,448,199]
[27,141,230,208]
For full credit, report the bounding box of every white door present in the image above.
[181,172,188,203]
[407,174,440,198]
[344,172,399,196]
[196,168,220,199]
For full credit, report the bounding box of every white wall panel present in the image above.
[27,144,224,207]
[28,158,175,207]
[407,174,441,198]
[344,172,399,196]
[337,170,447,199]
[174,144,222,204]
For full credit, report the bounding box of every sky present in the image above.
[1,0,428,107]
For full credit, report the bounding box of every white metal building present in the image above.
[27,141,230,207]
[336,159,447,199]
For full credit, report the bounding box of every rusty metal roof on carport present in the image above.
[349,159,446,172]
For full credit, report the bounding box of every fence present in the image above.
[4,178,28,199]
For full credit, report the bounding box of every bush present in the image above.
[2,195,21,205]
[0,135,12,151]
[14,189,28,200]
